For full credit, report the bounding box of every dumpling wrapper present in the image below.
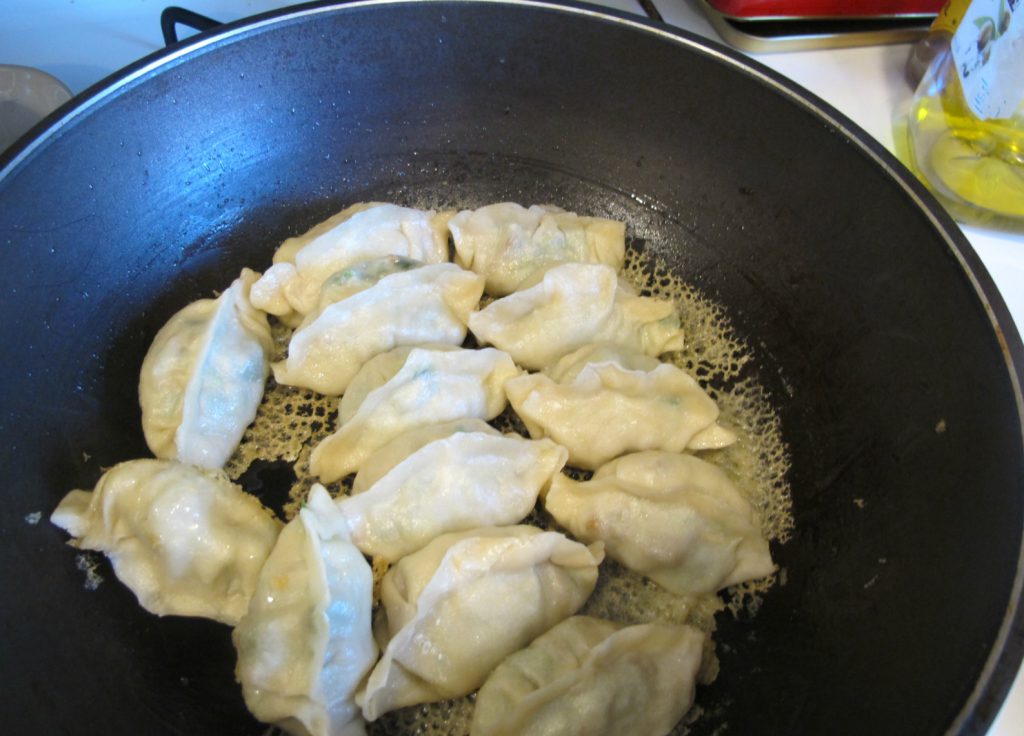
[296,255,423,330]
[351,418,500,493]
[310,347,519,483]
[543,342,662,383]
[248,262,299,324]
[50,459,281,625]
[471,615,706,736]
[543,451,775,596]
[337,432,569,561]
[234,485,377,736]
[139,268,273,469]
[467,262,683,371]
[336,343,456,426]
[505,362,735,470]
[272,264,485,396]
[250,202,452,321]
[357,526,604,721]
[448,203,625,296]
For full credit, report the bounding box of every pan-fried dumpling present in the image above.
[234,484,377,736]
[543,451,774,596]
[448,203,626,296]
[50,459,281,625]
[471,616,705,736]
[272,264,485,396]
[248,262,300,324]
[543,342,662,383]
[352,418,500,493]
[310,347,519,483]
[336,343,456,426]
[296,255,423,330]
[505,362,735,470]
[358,526,604,721]
[467,263,683,370]
[250,202,452,322]
[139,268,273,469]
[337,433,568,561]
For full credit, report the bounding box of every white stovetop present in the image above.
[1,0,1021,732]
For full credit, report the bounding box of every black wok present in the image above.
[1,1,1022,733]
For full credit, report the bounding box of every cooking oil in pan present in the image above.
[228,245,794,735]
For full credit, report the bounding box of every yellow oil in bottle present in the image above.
[894,0,1024,232]
[896,48,1024,231]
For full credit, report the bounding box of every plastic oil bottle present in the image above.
[894,0,1024,232]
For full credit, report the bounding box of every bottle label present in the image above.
[951,0,1024,119]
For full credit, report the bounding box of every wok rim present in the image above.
[1,0,1022,732]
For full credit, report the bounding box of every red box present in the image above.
[704,0,945,20]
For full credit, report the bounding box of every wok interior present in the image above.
[1,2,1021,733]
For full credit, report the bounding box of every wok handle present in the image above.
[160,6,222,46]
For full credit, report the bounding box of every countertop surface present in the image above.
[1,0,1021,732]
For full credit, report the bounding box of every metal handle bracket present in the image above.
[160,6,222,46]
